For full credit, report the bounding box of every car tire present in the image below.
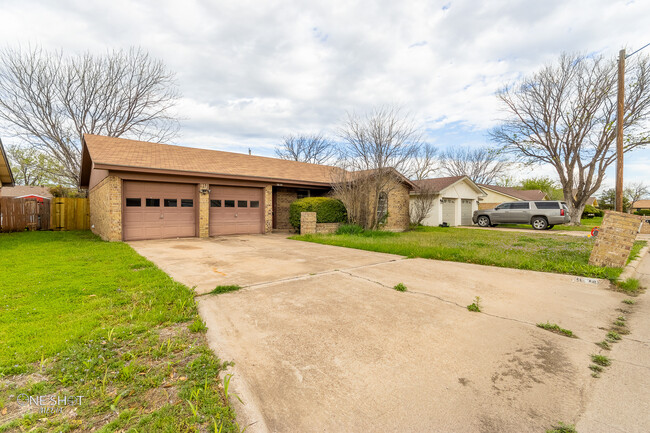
[532,217,548,230]
[477,216,491,227]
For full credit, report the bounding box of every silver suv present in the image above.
[472,201,570,230]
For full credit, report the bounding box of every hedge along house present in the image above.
[79,134,412,241]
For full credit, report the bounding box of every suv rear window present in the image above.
[535,202,560,209]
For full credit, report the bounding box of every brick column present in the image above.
[89,176,122,241]
[300,212,317,235]
[589,211,643,268]
[264,185,273,233]
[198,183,210,238]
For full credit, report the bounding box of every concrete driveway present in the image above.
[130,235,647,433]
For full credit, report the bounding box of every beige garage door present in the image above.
[209,186,264,236]
[461,199,473,225]
[123,181,197,241]
[441,199,456,226]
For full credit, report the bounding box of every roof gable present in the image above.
[412,176,485,195]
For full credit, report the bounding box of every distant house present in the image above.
[632,200,650,212]
[0,139,14,190]
[477,184,548,210]
[0,185,53,202]
[572,189,598,207]
[410,176,486,226]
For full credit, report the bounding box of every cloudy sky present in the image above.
[1,0,649,187]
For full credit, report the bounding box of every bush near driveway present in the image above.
[291,226,644,280]
[0,231,239,433]
[289,197,347,229]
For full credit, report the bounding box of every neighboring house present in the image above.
[632,200,650,212]
[477,184,548,210]
[0,139,15,190]
[0,185,53,202]
[571,189,598,207]
[411,176,486,226]
[79,134,412,241]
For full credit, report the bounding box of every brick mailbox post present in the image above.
[588,211,643,268]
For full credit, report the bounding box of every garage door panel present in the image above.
[123,181,197,241]
[441,199,456,226]
[461,199,473,226]
[209,186,263,236]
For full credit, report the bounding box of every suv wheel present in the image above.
[477,216,490,227]
[532,217,548,230]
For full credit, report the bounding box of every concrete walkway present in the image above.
[130,235,649,433]
[576,251,650,433]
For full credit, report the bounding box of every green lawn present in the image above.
[292,226,645,280]
[499,216,603,231]
[0,231,240,433]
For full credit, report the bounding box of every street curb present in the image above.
[619,245,650,281]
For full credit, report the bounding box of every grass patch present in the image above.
[606,331,622,341]
[622,299,635,305]
[595,340,611,351]
[210,285,243,295]
[0,231,239,432]
[614,278,641,295]
[291,227,632,279]
[591,354,611,367]
[536,322,577,338]
[188,317,208,333]
[393,283,407,292]
[466,296,481,312]
[627,241,647,264]
[589,364,603,373]
[546,422,578,433]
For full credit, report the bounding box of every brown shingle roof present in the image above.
[412,176,466,193]
[632,200,650,209]
[0,185,53,198]
[82,134,340,186]
[479,184,547,201]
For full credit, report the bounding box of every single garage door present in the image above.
[461,199,473,225]
[209,186,263,236]
[441,199,456,226]
[123,181,197,241]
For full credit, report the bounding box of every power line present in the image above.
[626,42,650,59]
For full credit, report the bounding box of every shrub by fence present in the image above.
[0,198,50,232]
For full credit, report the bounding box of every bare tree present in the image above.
[405,144,439,226]
[625,181,649,211]
[335,106,422,229]
[275,133,337,164]
[7,144,66,185]
[491,52,650,225]
[404,143,438,180]
[439,146,508,185]
[0,46,180,184]
[409,182,437,225]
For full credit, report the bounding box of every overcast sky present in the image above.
[1,0,649,187]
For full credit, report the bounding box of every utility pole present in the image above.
[615,48,625,212]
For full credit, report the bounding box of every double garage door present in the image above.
[122,181,263,241]
[440,198,474,226]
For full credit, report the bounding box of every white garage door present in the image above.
[441,199,456,226]
[461,199,473,225]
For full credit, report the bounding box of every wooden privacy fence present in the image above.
[51,198,90,231]
[0,198,51,232]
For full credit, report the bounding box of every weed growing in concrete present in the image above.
[614,278,640,294]
[606,331,621,341]
[595,340,611,351]
[467,296,481,312]
[210,285,242,295]
[536,322,576,338]
[546,422,577,433]
[589,364,603,374]
[591,354,611,367]
[188,318,208,333]
[613,320,626,327]
[393,283,407,292]
[622,299,635,305]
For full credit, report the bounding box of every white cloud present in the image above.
[0,0,649,181]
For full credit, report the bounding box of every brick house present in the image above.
[79,134,412,241]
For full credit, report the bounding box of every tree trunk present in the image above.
[568,205,583,225]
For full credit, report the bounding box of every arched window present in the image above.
[377,192,388,222]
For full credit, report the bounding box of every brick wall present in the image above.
[89,176,122,241]
[300,212,317,235]
[275,188,298,230]
[315,222,340,234]
[264,185,273,233]
[589,211,643,268]
[383,181,410,232]
[198,183,209,238]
